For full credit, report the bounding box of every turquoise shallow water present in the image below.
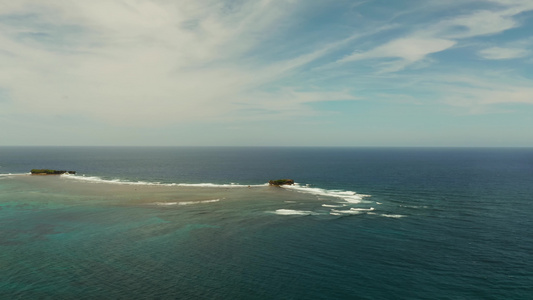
[1,147,532,299]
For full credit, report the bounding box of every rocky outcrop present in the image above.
[31,169,76,175]
[269,179,294,186]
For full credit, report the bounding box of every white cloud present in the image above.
[0,0,354,126]
[434,10,517,39]
[428,73,533,114]
[336,0,533,72]
[1,0,533,143]
[424,0,533,39]
[338,37,456,72]
[478,46,529,59]
[341,38,456,63]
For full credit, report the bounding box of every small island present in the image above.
[31,169,76,175]
[269,179,295,186]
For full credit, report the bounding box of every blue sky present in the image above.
[1,0,532,146]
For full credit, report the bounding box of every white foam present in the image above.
[176,183,267,188]
[273,209,317,216]
[60,175,374,208]
[0,173,28,177]
[60,174,148,185]
[330,207,374,215]
[380,214,406,218]
[154,202,179,206]
[282,183,370,203]
[350,207,375,211]
[179,199,220,205]
[330,209,363,215]
[400,205,428,209]
[61,174,266,188]
[154,199,220,206]
[321,204,345,208]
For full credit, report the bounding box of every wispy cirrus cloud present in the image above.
[0,0,346,126]
[336,0,533,72]
[1,0,533,146]
[338,37,456,73]
[478,46,529,59]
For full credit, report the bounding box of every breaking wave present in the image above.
[0,173,29,177]
[282,183,370,203]
[53,174,390,218]
[153,199,220,206]
[60,174,267,188]
[273,209,318,216]
[59,176,373,206]
[321,204,347,208]
[380,214,406,218]
[330,207,375,215]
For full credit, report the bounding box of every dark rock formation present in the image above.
[31,169,76,175]
[269,179,295,186]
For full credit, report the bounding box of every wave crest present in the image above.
[60,174,267,188]
[282,183,370,203]
[153,199,220,206]
[273,209,317,216]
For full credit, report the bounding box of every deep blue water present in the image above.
[1,147,532,299]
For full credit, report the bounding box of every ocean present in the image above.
[0,147,532,299]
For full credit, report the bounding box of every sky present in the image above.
[1,0,533,147]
